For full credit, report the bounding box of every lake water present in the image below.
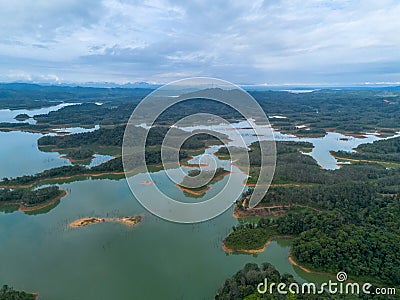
[178,119,399,170]
[0,129,111,179]
[0,103,79,124]
[1,118,397,299]
[0,178,318,299]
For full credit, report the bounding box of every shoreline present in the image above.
[0,171,126,189]
[222,235,293,254]
[18,190,68,213]
[331,152,400,166]
[175,170,230,197]
[232,203,320,219]
[175,184,211,196]
[70,215,142,228]
[222,240,272,254]
[60,155,95,163]
[288,253,311,273]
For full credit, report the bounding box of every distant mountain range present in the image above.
[0,81,399,92]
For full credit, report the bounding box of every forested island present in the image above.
[14,113,30,121]
[0,186,66,214]
[177,167,230,197]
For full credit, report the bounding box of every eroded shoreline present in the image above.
[70,215,142,228]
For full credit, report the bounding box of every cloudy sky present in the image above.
[0,0,399,85]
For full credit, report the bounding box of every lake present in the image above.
[0,103,79,125]
[1,118,396,299]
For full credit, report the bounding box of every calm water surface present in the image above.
[0,103,79,124]
[2,120,394,299]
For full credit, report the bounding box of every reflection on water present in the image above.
[0,131,71,178]
[0,126,111,178]
[1,119,396,298]
[0,179,325,299]
[178,119,400,170]
[50,125,99,135]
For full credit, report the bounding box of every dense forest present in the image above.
[251,89,400,136]
[64,148,95,160]
[224,224,278,251]
[215,262,356,300]
[179,167,229,191]
[1,83,397,137]
[215,262,397,299]
[2,83,400,297]
[334,136,400,163]
[0,82,150,109]
[220,140,396,186]
[0,186,64,213]
[223,138,400,286]
[38,125,222,150]
[2,127,223,187]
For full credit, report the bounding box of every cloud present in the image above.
[0,0,399,84]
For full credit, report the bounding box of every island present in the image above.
[14,113,31,121]
[176,167,230,197]
[70,215,142,228]
[0,186,66,214]
[0,285,37,300]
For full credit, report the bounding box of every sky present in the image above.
[0,0,399,86]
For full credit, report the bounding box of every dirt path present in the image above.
[233,203,320,218]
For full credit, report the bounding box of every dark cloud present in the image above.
[0,0,399,85]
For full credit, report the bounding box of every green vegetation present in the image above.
[176,167,230,197]
[289,211,400,285]
[0,285,36,300]
[38,124,222,157]
[0,186,63,205]
[215,262,350,300]
[0,186,65,213]
[38,125,126,149]
[64,148,95,161]
[224,223,279,252]
[1,126,224,188]
[333,136,400,164]
[2,84,400,294]
[0,122,52,133]
[226,138,400,286]
[2,84,395,138]
[0,82,150,110]
[14,113,30,121]
[251,89,400,136]
[179,167,229,190]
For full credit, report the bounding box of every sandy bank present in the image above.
[70,215,142,228]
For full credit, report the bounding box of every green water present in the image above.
[0,130,327,300]
[0,131,71,178]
